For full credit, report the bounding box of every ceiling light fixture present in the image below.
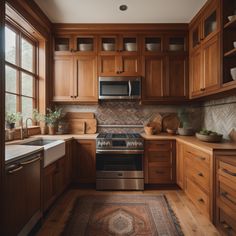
[119,5,128,11]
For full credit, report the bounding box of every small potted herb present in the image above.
[177,108,194,136]
[5,112,21,129]
[32,109,47,135]
[45,107,62,135]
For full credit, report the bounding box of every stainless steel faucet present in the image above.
[19,118,24,140]
[25,118,33,138]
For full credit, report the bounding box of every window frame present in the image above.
[5,22,38,119]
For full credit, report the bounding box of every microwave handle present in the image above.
[128,80,132,96]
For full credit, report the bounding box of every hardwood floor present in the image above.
[36,188,220,236]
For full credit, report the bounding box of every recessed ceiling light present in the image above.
[119,5,128,11]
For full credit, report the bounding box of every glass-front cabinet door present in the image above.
[143,36,162,54]
[120,35,139,54]
[99,36,118,54]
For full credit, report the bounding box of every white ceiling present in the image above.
[34,0,207,24]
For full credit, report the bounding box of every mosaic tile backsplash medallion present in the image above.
[61,101,202,133]
[202,95,236,141]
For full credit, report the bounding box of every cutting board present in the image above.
[148,113,162,134]
[162,113,180,132]
[66,112,97,134]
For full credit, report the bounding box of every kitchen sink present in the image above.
[19,138,65,167]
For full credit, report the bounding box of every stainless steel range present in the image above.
[96,133,144,190]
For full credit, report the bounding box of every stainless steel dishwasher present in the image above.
[3,152,42,236]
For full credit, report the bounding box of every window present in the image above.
[5,25,37,123]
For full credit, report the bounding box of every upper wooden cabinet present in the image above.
[98,34,140,76]
[53,54,98,103]
[189,0,221,98]
[190,0,220,52]
[54,35,97,55]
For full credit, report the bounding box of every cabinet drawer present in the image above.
[148,151,172,164]
[148,166,173,183]
[185,146,210,168]
[185,178,209,217]
[218,161,236,185]
[146,141,173,151]
[217,208,236,236]
[186,158,210,192]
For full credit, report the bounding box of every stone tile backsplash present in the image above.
[202,95,236,140]
[61,101,202,133]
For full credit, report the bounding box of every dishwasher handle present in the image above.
[7,165,23,174]
[20,156,41,165]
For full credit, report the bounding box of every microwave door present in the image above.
[130,80,141,98]
[99,81,129,99]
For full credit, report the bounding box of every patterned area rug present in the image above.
[61,195,184,236]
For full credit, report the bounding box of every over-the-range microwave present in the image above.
[98,76,141,100]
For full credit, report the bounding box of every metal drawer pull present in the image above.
[8,166,23,174]
[221,221,232,231]
[222,168,236,177]
[20,156,41,165]
[221,191,236,205]
[198,198,205,203]
[187,151,206,161]
[198,172,204,177]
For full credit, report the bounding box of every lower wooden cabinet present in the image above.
[184,144,212,219]
[215,153,236,235]
[43,156,66,212]
[144,140,176,184]
[176,141,185,189]
[72,139,96,184]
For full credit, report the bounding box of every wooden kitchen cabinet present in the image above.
[72,139,96,184]
[144,140,176,184]
[53,55,98,103]
[53,55,74,102]
[184,144,212,219]
[3,153,42,236]
[142,55,166,101]
[190,33,220,98]
[98,34,140,76]
[189,0,220,98]
[215,152,236,236]
[43,157,66,212]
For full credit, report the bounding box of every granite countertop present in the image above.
[141,133,236,154]
[5,145,43,164]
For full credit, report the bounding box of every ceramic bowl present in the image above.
[169,44,184,51]
[146,43,161,51]
[57,44,69,51]
[167,128,177,135]
[178,127,194,136]
[195,133,223,143]
[233,41,236,48]
[125,43,137,51]
[228,15,236,22]
[102,43,115,51]
[79,44,93,51]
[230,68,236,81]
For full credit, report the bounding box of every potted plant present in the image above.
[5,112,21,129]
[45,107,62,135]
[32,109,47,135]
[177,108,194,136]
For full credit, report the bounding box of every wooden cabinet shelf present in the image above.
[224,48,236,57]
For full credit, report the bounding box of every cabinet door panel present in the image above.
[176,142,184,189]
[190,48,203,97]
[202,34,220,92]
[53,55,74,101]
[143,56,165,100]
[167,55,188,98]
[74,56,98,102]
[99,55,118,76]
[73,140,96,183]
[120,55,140,76]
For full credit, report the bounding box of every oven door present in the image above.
[96,152,143,179]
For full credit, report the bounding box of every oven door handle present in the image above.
[96,150,144,154]
[128,80,132,96]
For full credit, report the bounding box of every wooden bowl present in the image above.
[195,133,223,143]
[144,126,154,136]
[167,128,177,135]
